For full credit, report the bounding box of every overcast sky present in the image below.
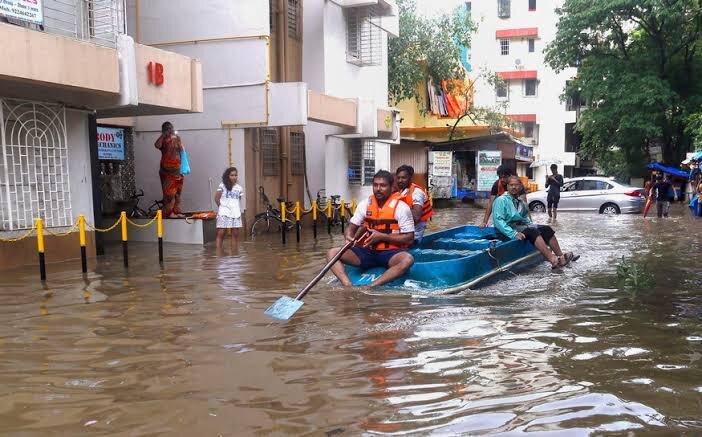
[415,0,465,17]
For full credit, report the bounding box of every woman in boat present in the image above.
[493,175,578,269]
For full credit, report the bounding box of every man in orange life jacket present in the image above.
[395,165,433,244]
[327,170,415,288]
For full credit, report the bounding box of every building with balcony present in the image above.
[0,0,203,270]
[469,0,590,186]
[124,0,400,227]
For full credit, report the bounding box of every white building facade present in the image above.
[127,0,399,226]
[469,0,584,185]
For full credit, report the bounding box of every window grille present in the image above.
[528,38,535,52]
[497,0,510,18]
[500,39,509,56]
[528,0,536,11]
[345,6,383,66]
[261,128,280,176]
[523,122,535,138]
[524,79,537,96]
[496,82,508,98]
[290,132,305,176]
[348,140,376,186]
[0,99,72,231]
[287,0,300,39]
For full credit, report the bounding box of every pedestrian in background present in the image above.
[545,164,563,219]
[215,167,244,251]
[652,174,672,218]
[154,121,185,218]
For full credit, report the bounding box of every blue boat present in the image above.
[346,225,542,294]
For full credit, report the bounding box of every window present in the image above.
[270,0,277,34]
[348,140,376,186]
[0,99,72,231]
[261,128,280,176]
[596,181,614,190]
[523,122,535,138]
[346,7,382,66]
[500,39,509,56]
[576,180,600,191]
[528,38,535,52]
[496,82,508,98]
[287,0,301,39]
[524,79,537,96]
[497,0,510,17]
[529,0,536,11]
[566,83,586,111]
[564,122,582,152]
[290,132,305,176]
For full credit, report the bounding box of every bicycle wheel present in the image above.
[251,216,271,236]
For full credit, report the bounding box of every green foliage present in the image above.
[388,0,473,105]
[545,0,702,173]
[616,256,654,295]
[596,148,648,182]
[686,112,702,151]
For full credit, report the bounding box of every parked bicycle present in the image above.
[316,189,350,229]
[250,186,295,236]
[126,189,164,218]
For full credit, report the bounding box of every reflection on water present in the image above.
[0,206,701,434]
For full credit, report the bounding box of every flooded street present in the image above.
[1,207,702,435]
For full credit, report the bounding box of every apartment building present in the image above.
[0,0,202,270]
[469,0,588,185]
[127,0,400,226]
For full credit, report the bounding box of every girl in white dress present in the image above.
[215,167,243,250]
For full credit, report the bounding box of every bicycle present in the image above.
[316,189,350,231]
[250,186,295,236]
[126,190,164,218]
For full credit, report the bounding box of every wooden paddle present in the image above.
[264,226,368,320]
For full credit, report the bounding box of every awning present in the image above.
[498,70,538,80]
[646,162,690,178]
[507,114,537,122]
[496,28,538,39]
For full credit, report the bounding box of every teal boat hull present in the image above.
[346,225,541,293]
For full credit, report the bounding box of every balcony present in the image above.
[1,0,126,48]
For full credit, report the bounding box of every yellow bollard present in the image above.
[295,201,301,222]
[36,218,46,281]
[340,198,346,233]
[326,200,332,234]
[351,199,357,214]
[281,201,287,244]
[312,202,318,239]
[120,211,128,268]
[157,210,163,264]
[295,201,301,243]
[79,214,87,273]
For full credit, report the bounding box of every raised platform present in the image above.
[103,217,216,245]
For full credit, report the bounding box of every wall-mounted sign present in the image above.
[477,150,502,191]
[147,62,165,86]
[0,0,43,24]
[97,126,125,160]
[431,151,453,177]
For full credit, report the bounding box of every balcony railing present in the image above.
[1,0,126,48]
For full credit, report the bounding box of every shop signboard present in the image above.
[477,150,502,191]
[97,126,125,161]
[429,151,453,199]
[0,0,43,25]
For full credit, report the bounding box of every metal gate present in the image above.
[0,99,73,231]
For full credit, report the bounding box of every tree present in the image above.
[545,0,702,175]
[388,0,514,140]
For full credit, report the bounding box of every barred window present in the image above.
[288,0,300,39]
[498,0,510,18]
[0,99,72,231]
[261,128,280,176]
[348,140,376,186]
[500,39,509,56]
[346,7,382,66]
[290,132,305,176]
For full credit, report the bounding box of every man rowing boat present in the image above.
[493,175,578,269]
[327,171,415,287]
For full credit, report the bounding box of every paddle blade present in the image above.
[264,296,304,320]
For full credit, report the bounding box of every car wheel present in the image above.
[600,203,620,215]
[530,201,546,213]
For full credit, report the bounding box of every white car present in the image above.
[527,176,646,215]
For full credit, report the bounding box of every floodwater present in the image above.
[1,206,702,435]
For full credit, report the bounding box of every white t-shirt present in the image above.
[217,183,243,218]
[401,186,428,241]
[350,196,415,234]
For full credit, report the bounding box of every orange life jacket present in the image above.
[361,193,408,250]
[399,183,433,222]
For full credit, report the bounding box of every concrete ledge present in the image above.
[103,218,216,245]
